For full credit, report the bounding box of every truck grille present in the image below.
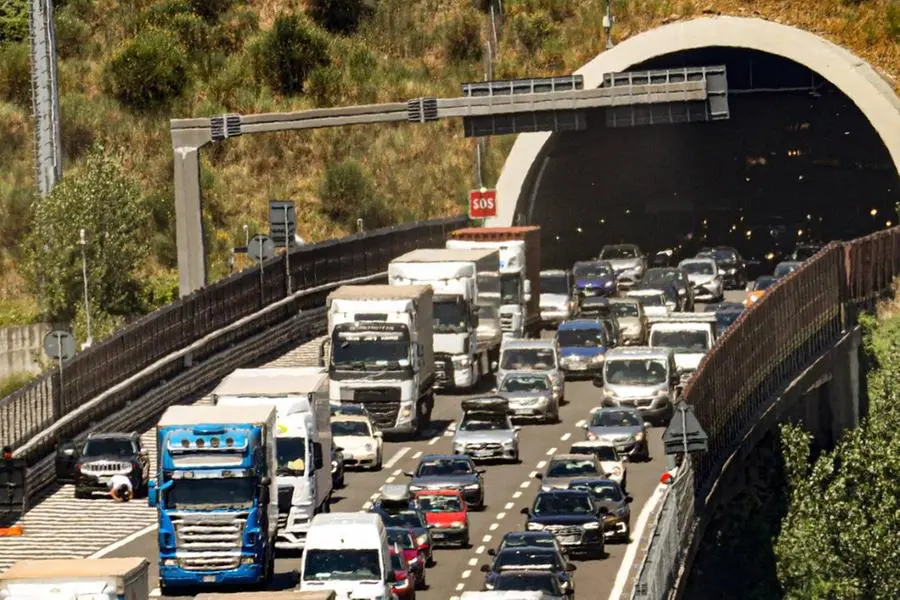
[352,388,401,429]
[81,461,132,475]
[172,513,247,571]
[434,354,453,386]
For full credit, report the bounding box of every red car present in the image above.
[414,489,470,547]
[390,546,416,600]
[387,527,427,589]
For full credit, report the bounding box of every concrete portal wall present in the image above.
[0,323,51,378]
[491,16,900,227]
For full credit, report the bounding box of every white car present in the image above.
[678,258,724,302]
[331,414,383,470]
[569,440,627,490]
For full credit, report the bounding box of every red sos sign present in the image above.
[469,188,497,219]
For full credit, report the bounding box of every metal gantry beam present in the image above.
[171,66,730,296]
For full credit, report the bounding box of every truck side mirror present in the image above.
[260,475,271,486]
[320,339,332,368]
[147,480,158,507]
[480,564,491,573]
[313,443,324,470]
[524,280,532,303]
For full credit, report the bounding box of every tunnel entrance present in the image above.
[524,47,899,268]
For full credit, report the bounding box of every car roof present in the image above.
[540,269,568,276]
[558,319,601,329]
[776,261,802,267]
[548,453,598,462]
[605,346,672,359]
[86,432,137,440]
[680,257,715,264]
[502,339,555,349]
[570,440,617,449]
[420,454,470,462]
[607,297,639,304]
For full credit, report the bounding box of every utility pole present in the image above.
[78,229,92,348]
[29,0,63,197]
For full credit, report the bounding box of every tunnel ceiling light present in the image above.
[745,230,752,238]
[887,221,893,227]
[625,209,631,215]
[797,229,804,236]
[870,208,878,216]
[576,227,583,233]
[555,235,560,240]
[600,219,605,224]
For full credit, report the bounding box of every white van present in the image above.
[299,512,394,600]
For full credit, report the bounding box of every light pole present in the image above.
[78,228,92,348]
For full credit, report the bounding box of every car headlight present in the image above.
[450,521,466,528]
[586,431,597,440]
[526,522,544,530]
[634,432,645,442]
[453,443,466,453]
[502,439,515,447]
[416,534,428,546]
[604,280,614,287]
[408,485,423,492]
[583,521,601,530]
[485,583,495,590]
[591,354,605,364]
[610,466,623,477]
[464,483,480,490]
[605,389,617,398]
[560,580,570,590]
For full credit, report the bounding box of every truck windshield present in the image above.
[164,477,256,510]
[276,438,306,476]
[433,299,468,334]
[540,274,568,295]
[303,549,383,581]
[333,333,408,369]
[500,348,556,370]
[82,438,134,457]
[556,329,606,347]
[649,330,710,352]
[605,359,668,386]
[500,274,520,304]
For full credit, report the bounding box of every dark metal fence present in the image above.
[0,216,467,464]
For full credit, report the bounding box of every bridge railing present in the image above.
[0,215,468,468]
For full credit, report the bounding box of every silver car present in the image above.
[598,244,646,289]
[582,406,650,462]
[606,298,647,345]
[678,258,724,302]
[453,397,520,462]
[536,453,604,491]
[595,347,678,426]
[494,338,565,402]
[495,371,559,423]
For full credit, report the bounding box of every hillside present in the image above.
[0,0,897,328]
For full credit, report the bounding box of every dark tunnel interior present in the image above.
[520,48,900,270]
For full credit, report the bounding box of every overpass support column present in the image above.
[172,129,212,297]
[828,328,862,442]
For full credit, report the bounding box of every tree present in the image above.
[22,147,152,322]
[251,14,330,96]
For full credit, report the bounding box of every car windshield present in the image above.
[500,348,556,370]
[632,294,665,307]
[645,269,682,284]
[331,404,367,416]
[416,459,473,477]
[571,445,618,461]
[418,494,463,512]
[774,263,799,278]
[494,549,559,571]
[332,331,408,369]
[434,298,468,334]
[276,438,306,476]
[573,263,613,278]
[381,510,425,529]
[495,572,562,594]
[716,310,742,330]
[164,477,256,511]
[541,274,569,295]
[650,330,710,352]
[386,529,416,549]
[680,261,715,275]
[501,533,556,550]
[499,375,550,392]
[571,481,623,502]
[609,303,639,318]
[556,328,607,347]
[754,276,778,290]
[605,359,668,385]
[460,417,509,431]
[601,246,638,259]
[82,438,134,457]
[533,493,595,515]
[332,421,371,437]
[303,549,383,581]
[591,410,642,428]
[547,459,599,477]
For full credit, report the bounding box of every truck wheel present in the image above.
[416,393,434,436]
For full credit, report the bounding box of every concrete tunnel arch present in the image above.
[488,16,900,227]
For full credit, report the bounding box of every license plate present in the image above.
[569,364,586,370]
[432,532,445,539]
[558,535,578,544]
[203,575,216,583]
[514,409,533,415]
[474,450,492,457]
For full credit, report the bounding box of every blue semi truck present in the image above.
[148,404,278,594]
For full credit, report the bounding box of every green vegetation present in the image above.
[0,371,37,399]
[0,0,896,342]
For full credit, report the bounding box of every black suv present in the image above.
[520,489,607,559]
[56,432,149,499]
[696,246,748,290]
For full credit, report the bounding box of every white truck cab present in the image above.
[646,313,717,380]
[0,557,150,600]
[301,512,394,600]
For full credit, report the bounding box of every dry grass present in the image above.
[0,0,897,310]
[876,278,900,319]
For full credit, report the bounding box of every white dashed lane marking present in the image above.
[468,558,478,566]
[560,432,571,441]
[536,460,547,469]
[412,451,422,459]
[475,545,485,554]
[504,502,514,510]
[513,491,522,499]
[546,447,558,456]
[576,419,586,428]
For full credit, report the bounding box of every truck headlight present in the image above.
[583,521,601,530]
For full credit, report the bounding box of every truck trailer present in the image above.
[0,557,149,600]
[212,367,333,552]
[388,248,502,390]
[446,226,541,339]
[323,285,435,437]
[148,404,278,593]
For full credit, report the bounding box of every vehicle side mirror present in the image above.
[260,475,271,486]
[476,469,486,474]
[147,480,158,508]
[643,422,652,429]
[625,496,634,504]
[374,431,383,438]
[403,471,414,477]
[592,376,604,388]
[520,507,530,515]
[490,361,498,371]
[513,426,521,432]
[534,473,544,480]
[480,564,491,573]
[487,548,496,556]
[313,443,324,470]
[566,563,577,572]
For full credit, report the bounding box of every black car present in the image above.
[634,280,679,312]
[481,546,576,596]
[567,479,633,543]
[707,303,744,334]
[642,268,694,311]
[578,296,613,319]
[521,489,606,559]
[405,454,486,509]
[696,246,747,289]
[55,432,149,499]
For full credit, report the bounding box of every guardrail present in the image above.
[627,225,900,600]
[2,215,468,471]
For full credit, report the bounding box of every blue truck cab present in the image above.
[147,404,278,594]
[555,319,610,379]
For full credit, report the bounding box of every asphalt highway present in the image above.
[103,292,743,598]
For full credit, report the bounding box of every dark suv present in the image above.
[56,432,149,499]
[520,489,607,559]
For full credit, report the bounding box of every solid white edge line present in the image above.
[88,522,158,559]
[607,481,668,600]
[384,447,411,469]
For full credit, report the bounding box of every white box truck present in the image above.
[647,312,718,382]
[212,367,333,551]
[323,285,434,437]
[388,248,502,391]
[0,557,150,600]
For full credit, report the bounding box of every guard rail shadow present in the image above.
[1,215,468,469]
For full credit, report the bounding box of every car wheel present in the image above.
[373,451,383,471]
[74,489,90,500]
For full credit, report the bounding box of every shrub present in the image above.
[0,0,28,45]
[319,159,391,230]
[510,9,557,55]
[0,179,33,244]
[72,302,125,346]
[308,0,372,34]
[0,42,32,108]
[55,9,92,59]
[251,15,330,96]
[59,93,103,162]
[444,10,484,63]
[103,28,190,110]
[188,0,236,22]
[0,372,37,399]
[0,102,29,165]
[140,271,179,310]
[306,64,345,107]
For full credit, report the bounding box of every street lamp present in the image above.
[78,229,92,349]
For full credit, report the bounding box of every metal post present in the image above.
[490,5,499,56]
[259,256,265,308]
[680,403,689,456]
[56,336,64,397]
[604,0,614,50]
[78,228,92,347]
[283,211,292,294]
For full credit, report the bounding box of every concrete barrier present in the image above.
[0,324,51,379]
